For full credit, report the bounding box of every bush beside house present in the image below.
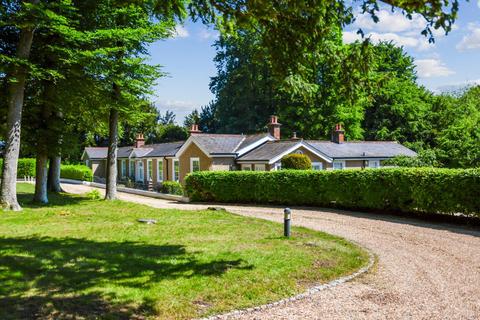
[281,154,312,170]
[185,168,480,217]
[157,181,184,195]
[60,165,93,182]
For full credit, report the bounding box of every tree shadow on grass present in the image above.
[16,189,88,209]
[0,236,253,319]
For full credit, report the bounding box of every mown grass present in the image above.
[0,184,368,319]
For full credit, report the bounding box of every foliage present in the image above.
[281,154,312,170]
[60,165,93,182]
[0,158,36,178]
[432,86,480,168]
[384,149,440,168]
[158,181,184,195]
[0,183,368,319]
[185,169,480,217]
[150,124,188,143]
[85,189,101,200]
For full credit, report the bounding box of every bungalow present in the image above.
[82,116,416,184]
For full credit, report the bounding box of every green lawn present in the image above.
[0,184,368,319]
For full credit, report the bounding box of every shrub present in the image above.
[281,154,312,170]
[159,181,183,195]
[0,158,36,178]
[60,165,93,182]
[86,189,101,200]
[185,168,480,217]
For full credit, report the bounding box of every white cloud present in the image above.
[155,99,198,123]
[456,23,480,51]
[198,29,218,41]
[436,79,480,93]
[171,25,189,39]
[347,9,436,51]
[342,30,431,51]
[415,59,455,78]
[354,9,425,33]
[478,0,480,8]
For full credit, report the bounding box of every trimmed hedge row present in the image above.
[0,159,93,182]
[60,165,93,182]
[0,158,36,177]
[158,181,184,195]
[185,168,480,217]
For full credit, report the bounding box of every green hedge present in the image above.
[0,158,36,177]
[185,168,480,217]
[60,165,93,182]
[281,154,312,170]
[159,181,184,195]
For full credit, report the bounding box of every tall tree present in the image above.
[0,0,74,209]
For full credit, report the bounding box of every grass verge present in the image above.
[0,184,368,319]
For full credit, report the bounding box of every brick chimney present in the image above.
[135,133,145,148]
[332,124,345,144]
[189,124,202,134]
[267,115,281,140]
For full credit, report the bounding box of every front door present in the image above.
[136,161,144,182]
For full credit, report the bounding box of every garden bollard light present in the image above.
[284,208,291,238]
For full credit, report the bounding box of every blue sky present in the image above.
[149,1,480,123]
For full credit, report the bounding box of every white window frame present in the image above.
[273,162,282,171]
[332,160,345,170]
[157,159,164,182]
[190,157,200,173]
[147,159,153,181]
[312,162,323,170]
[121,159,126,178]
[136,160,144,182]
[368,160,380,168]
[172,159,179,182]
[254,164,266,171]
[129,161,135,179]
[294,150,304,154]
[85,159,90,167]
[241,164,252,171]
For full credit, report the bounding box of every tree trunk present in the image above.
[48,155,63,192]
[105,107,119,200]
[0,27,36,211]
[34,152,49,204]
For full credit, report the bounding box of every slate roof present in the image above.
[234,133,271,152]
[192,134,246,154]
[142,141,184,157]
[237,141,300,161]
[307,141,417,159]
[117,146,134,158]
[237,140,416,162]
[84,147,108,159]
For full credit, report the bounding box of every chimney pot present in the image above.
[332,124,345,144]
[135,133,145,148]
[267,115,281,140]
[189,123,201,134]
[291,132,300,140]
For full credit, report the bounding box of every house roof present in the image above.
[118,146,134,158]
[84,147,108,159]
[191,134,246,155]
[237,141,300,161]
[234,133,271,152]
[307,141,417,159]
[141,141,184,157]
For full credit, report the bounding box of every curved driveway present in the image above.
[62,183,480,320]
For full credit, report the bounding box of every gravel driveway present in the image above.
[62,183,480,320]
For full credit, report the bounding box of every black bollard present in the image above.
[284,208,291,238]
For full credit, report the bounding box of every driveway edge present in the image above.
[199,245,375,320]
